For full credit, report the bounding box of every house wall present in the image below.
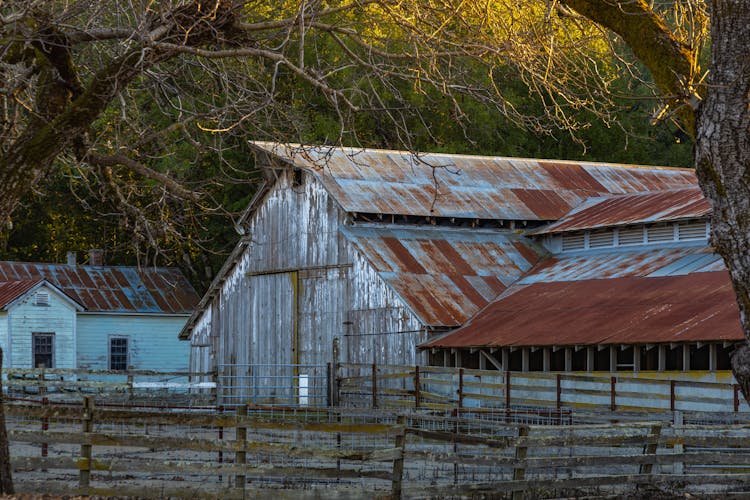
[77,314,190,371]
[8,286,77,368]
[0,313,8,367]
[190,169,428,402]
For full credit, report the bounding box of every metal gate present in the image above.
[217,363,330,407]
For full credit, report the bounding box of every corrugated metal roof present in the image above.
[422,271,742,348]
[250,142,698,221]
[530,188,710,235]
[519,246,724,284]
[0,262,198,314]
[0,279,42,309]
[341,225,542,327]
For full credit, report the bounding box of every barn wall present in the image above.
[8,286,77,368]
[191,169,428,401]
[77,314,189,371]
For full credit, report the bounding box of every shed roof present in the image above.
[341,225,542,327]
[0,262,198,314]
[0,279,86,311]
[529,188,710,235]
[250,142,698,221]
[421,271,742,348]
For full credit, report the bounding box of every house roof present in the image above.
[341,225,542,327]
[0,279,86,311]
[421,271,743,348]
[0,262,198,314]
[529,188,710,235]
[250,142,699,221]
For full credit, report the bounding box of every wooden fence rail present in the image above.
[337,363,750,414]
[6,398,750,498]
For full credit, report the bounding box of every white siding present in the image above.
[8,286,77,368]
[77,315,190,371]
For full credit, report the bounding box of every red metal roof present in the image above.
[251,143,698,221]
[341,225,543,327]
[422,271,743,348]
[530,188,710,235]
[0,280,42,309]
[0,262,198,314]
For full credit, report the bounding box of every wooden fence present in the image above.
[337,363,750,414]
[6,397,750,498]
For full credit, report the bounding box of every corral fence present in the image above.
[336,363,750,414]
[6,396,750,498]
[216,363,330,407]
[1,367,217,406]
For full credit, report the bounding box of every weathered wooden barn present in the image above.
[423,187,743,378]
[180,142,700,402]
[0,253,199,371]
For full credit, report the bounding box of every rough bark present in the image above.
[693,0,750,400]
[0,348,12,494]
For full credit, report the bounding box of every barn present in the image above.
[180,142,701,403]
[422,187,743,380]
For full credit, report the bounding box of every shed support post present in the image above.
[586,347,594,372]
[564,348,572,372]
[501,349,509,371]
[709,344,717,371]
[658,345,666,371]
[542,348,550,372]
[682,345,690,371]
[609,346,617,373]
[633,345,641,372]
[521,348,529,372]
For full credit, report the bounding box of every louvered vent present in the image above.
[589,230,615,248]
[618,227,644,246]
[562,233,585,251]
[35,292,50,306]
[646,224,675,243]
[678,221,708,241]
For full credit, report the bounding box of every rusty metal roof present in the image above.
[530,188,710,235]
[0,262,198,314]
[422,271,743,348]
[250,142,698,221]
[519,245,725,284]
[341,225,543,327]
[0,279,42,309]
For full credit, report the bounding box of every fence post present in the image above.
[610,376,616,411]
[735,384,740,413]
[79,396,94,490]
[414,366,421,409]
[458,368,464,410]
[505,371,511,423]
[127,373,134,400]
[511,425,529,500]
[41,397,49,460]
[217,406,224,482]
[372,362,378,409]
[235,405,248,490]
[639,424,662,474]
[391,415,407,499]
[670,380,676,411]
[673,411,684,475]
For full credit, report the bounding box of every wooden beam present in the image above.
[609,346,617,373]
[564,348,572,372]
[658,345,666,371]
[543,348,550,372]
[521,348,529,372]
[683,344,690,371]
[480,350,503,371]
[709,344,717,371]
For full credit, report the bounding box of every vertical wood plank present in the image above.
[235,405,248,489]
[511,425,530,500]
[79,396,94,490]
[391,415,407,500]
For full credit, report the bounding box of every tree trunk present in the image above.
[694,0,750,400]
[0,348,13,494]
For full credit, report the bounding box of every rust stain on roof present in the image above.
[422,271,742,348]
[342,225,541,326]
[0,262,198,314]
[251,142,698,221]
[531,188,710,235]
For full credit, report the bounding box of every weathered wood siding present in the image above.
[7,286,77,368]
[190,169,428,397]
[77,315,190,371]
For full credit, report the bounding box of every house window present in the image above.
[110,337,129,371]
[32,333,54,368]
